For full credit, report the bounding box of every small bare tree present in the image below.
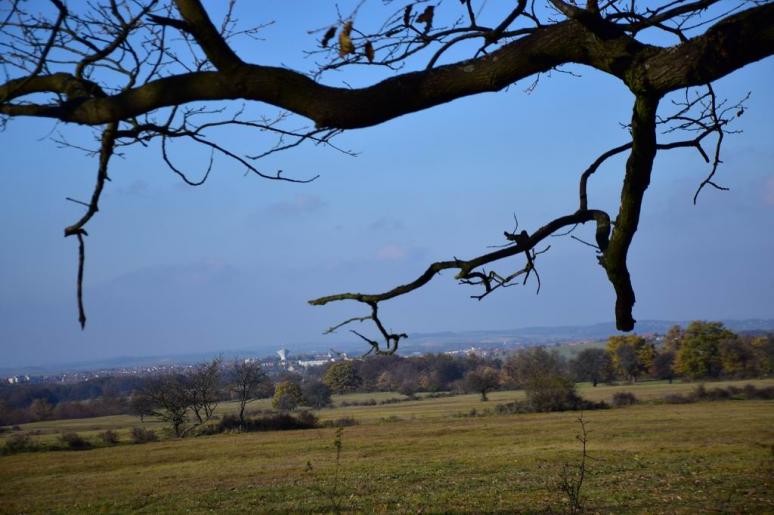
[135,374,193,437]
[557,414,591,515]
[133,360,222,437]
[228,359,270,427]
[306,427,347,514]
[187,358,222,425]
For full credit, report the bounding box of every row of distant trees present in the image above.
[129,360,364,436]
[312,322,773,401]
[588,321,774,384]
[2,322,771,429]
[0,375,144,427]
[130,359,278,436]
[0,359,272,429]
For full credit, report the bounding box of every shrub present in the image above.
[692,384,708,399]
[217,411,318,433]
[494,401,531,415]
[663,393,691,404]
[2,433,39,454]
[743,384,774,399]
[423,392,457,399]
[660,384,774,405]
[98,429,120,445]
[494,398,608,416]
[58,432,91,450]
[323,361,363,394]
[301,380,332,409]
[130,426,158,443]
[698,386,731,401]
[340,398,378,407]
[272,380,303,411]
[612,392,638,407]
[294,410,319,427]
[526,375,584,412]
[217,414,242,432]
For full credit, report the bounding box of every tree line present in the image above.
[2,322,771,430]
[596,322,774,384]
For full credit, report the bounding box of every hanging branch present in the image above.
[63,122,118,329]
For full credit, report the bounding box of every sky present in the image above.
[1,2,773,367]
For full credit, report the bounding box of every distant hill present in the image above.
[397,319,774,354]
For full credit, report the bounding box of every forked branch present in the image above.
[311,209,612,353]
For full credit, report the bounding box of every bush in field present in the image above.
[502,347,589,412]
[660,384,774,405]
[322,362,363,394]
[611,392,638,407]
[301,380,332,409]
[662,393,692,404]
[218,411,318,433]
[525,374,584,412]
[495,398,608,415]
[464,366,500,401]
[294,410,319,427]
[58,432,91,450]
[98,429,120,445]
[130,426,158,443]
[743,384,774,399]
[272,380,304,411]
[2,433,39,454]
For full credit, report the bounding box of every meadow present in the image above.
[1,379,773,513]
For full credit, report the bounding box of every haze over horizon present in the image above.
[4,317,774,372]
[1,3,773,369]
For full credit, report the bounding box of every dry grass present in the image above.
[1,379,772,513]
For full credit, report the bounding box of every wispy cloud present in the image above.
[375,244,408,261]
[267,194,327,217]
[368,217,405,232]
[107,260,238,290]
[115,179,149,197]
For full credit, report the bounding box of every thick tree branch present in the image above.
[170,0,243,71]
[2,3,771,129]
[310,209,611,307]
[638,4,774,93]
[600,94,660,331]
[0,73,106,103]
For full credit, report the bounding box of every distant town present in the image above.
[3,335,635,386]
[4,344,520,386]
[5,318,773,386]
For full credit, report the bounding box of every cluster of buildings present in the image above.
[257,348,350,372]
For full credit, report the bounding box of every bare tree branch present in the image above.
[1,0,771,342]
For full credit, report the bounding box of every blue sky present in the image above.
[0,2,772,367]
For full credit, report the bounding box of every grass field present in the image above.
[1,380,773,513]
